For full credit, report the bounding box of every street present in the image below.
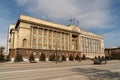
[0,60,120,80]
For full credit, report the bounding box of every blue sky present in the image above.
[0,0,120,49]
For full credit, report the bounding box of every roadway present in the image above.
[0,60,120,80]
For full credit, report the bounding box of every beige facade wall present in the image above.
[7,25,15,53]
[17,22,31,48]
[80,30,104,58]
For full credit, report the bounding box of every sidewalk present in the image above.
[1,60,119,66]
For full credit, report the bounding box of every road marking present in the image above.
[110,69,120,72]
[0,65,95,74]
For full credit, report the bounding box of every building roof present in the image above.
[105,47,120,50]
[15,14,103,38]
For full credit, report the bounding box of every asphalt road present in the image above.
[0,60,120,80]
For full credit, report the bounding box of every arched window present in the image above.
[23,39,27,47]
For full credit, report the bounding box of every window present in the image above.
[23,39,27,47]
[33,34,36,37]
[39,34,42,37]
[38,45,42,49]
[44,46,46,49]
[33,39,36,43]
[33,45,36,49]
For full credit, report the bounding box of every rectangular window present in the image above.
[33,45,36,49]
[33,39,36,43]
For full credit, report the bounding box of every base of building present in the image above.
[9,48,81,62]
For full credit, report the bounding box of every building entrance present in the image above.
[72,34,78,51]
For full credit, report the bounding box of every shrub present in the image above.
[29,53,35,62]
[69,55,74,61]
[56,55,60,61]
[94,56,97,59]
[0,53,5,62]
[98,56,101,59]
[6,55,11,61]
[49,54,56,61]
[0,47,5,62]
[75,54,80,60]
[39,53,46,61]
[82,54,86,60]
[14,53,23,62]
[62,55,66,61]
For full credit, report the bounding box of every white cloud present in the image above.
[16,0,119,48]
[16,0,29,6]
[16,0,112,29]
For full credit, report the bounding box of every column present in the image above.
[47,30,49,49]
[36,28,39,49]
[13,32,15,48]
[95,39,97,53]
[92,39,94,53]
[42,29,44,49]
[60,32,62,50]
[97,40,99,53]
[84,37,86,53]
[64,33,65,50]
[83,37,84,53]
[90,38,92,52]
[77,36,80,51]
[31,28,33,48]
[67,34,69,50]
[69,33,72,51]
[51,31,53,50]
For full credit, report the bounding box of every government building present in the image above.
[8,15,104,62]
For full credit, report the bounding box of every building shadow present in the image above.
[72,68,120,80]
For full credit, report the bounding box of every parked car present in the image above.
[94,59,101,64]
[101,58,107,64]
[94,58,107,64]
[30,61,37,63]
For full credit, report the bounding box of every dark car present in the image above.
[94,59,101,64]
[101,58,107,64]
[30,61,37,63]
[94,58,107,64]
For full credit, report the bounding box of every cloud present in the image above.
[16,0,112,29]
[15,0,29,6]
[16,0,119,48]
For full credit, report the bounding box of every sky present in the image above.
[0,0,120,50]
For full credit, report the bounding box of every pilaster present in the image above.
[47,30,49,49]
[51,31,53,49]
[36,28,39,49]
[69,33,72,51]
[42,29,44,49]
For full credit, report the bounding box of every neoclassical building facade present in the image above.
[8,15,104,62]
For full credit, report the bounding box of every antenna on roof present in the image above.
[76,20,80,27]
[69,18,75,25]
[69,18,80,27]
